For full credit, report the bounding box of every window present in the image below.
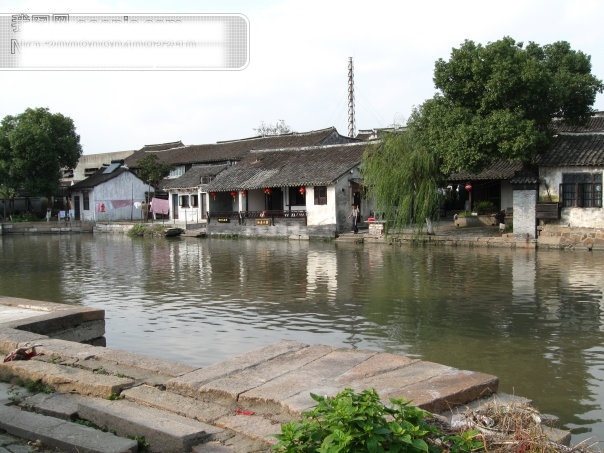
[83,192,90,210]
[191,194,199,208]
[560,173,602,208]
[288,187,306,206]
[179,195,190,207]
[314,186,327,205]
[168,166,185,179]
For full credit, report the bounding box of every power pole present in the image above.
[348,57,356,138]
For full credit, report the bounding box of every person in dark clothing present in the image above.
[348,204,360,233]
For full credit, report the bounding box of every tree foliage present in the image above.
[362,37,603,230]
[136,154,172,187]
[254,119,292,136]
[412,37,603,174]
[0,107,82,197]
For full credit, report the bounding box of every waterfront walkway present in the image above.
[0,297,570,452]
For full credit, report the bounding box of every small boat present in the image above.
[164,227,184,237]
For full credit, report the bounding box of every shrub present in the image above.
[474,201,495,215]
[273,388,483,452]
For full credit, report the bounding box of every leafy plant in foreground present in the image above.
[273,388,483,452]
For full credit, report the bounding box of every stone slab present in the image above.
[167,340,308,398]
[197,344,334,402]
[0,360,134,398]
[337,360,456,396]
[336,352,419,383]
[20,392,83,420]
[77,397,224,453]
[239,348,376,416]
[0,405,137,453]
[214,412,280,445]
[381,369,499,413]
[0,329,47,355]
[33,338,196,378]
[123,384,233,423]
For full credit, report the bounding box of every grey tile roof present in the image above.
[449,159,525,181]
[125,128,356,168]
[553,113,604,133]
[69,167,132,190]
[205,142,373,191]
[139,141,184,152]
[536,133,604,167]
[160,164,228,190]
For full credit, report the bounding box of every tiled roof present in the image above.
[205,142,373,191]
[138,141,184,152]
[553,113,604,133]
[125,128,356,168]
[69,167,132,190]
[160,164,228,190]
[536,133,604,166]
[449,159,525,181]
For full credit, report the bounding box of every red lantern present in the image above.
[263,188,272,195]
[210,191,217,200]
[299,187,305,195]
[230,191,237,199]
[465,183,472,191]
[241,190,247,196]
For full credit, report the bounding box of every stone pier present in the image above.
[0,297,570,452]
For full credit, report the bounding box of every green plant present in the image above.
[129,435,150,451]
[273,388,483,453]
[107,392,124,400]
[22,378,53,394]
[474,201,495,215]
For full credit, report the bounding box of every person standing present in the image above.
[348,204,360,233]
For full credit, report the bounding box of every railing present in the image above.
[207,210,307,224]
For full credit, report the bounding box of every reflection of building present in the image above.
[307,250,338,301]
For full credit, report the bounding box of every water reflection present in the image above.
[1,234,603,443]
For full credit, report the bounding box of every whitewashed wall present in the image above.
[540,166,604,227]
[75,172,148,222]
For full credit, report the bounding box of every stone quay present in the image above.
[0,296,570,452]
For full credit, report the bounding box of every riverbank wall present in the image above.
[2,220,603,251]
[0,297,572,452]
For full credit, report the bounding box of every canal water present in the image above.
[1,233,603,444]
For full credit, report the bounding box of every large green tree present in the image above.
[0,107,82,198]
[411,37,603,174]
[362,37,603,230]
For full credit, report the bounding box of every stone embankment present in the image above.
[0,297,572,452]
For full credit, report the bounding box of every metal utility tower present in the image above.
[348,57,356,138]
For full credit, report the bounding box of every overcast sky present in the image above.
[2,0,604,155]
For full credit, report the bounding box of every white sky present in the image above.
[1,0,604,154]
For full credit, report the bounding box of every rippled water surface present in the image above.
[1,233,603,444]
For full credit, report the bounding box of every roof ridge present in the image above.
[249,139,377,154]
[215,127,337,144]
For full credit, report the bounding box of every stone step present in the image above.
[123,385,278,449]
[76,397,224,453]
[0,404,138,453]
[0,359,134,398]
[36,337,197,378]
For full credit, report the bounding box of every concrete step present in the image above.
[0,404,138,453]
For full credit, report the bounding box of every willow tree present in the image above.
[362,132,443,234]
